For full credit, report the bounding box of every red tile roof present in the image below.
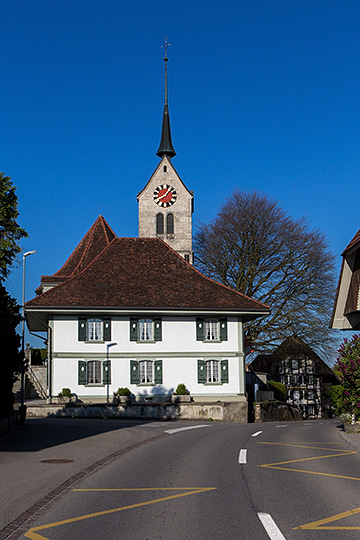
[39,215,116,286]
[27,236,269,314]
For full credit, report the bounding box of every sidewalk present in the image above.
[0,417,167,535]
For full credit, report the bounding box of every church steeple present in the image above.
[156,36,176,159]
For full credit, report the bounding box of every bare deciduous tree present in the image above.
[194,190,337,355]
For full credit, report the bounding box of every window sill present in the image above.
[202,340,222,343]
[136,340,157,344]
[84,384,105,387]
[84,340,105,344]
[203,382,223,386]
[137,383,156,386]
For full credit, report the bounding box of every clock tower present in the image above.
[137,39,194,263]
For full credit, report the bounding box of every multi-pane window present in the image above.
[87,360,102,384]
[78,318,111,342]
[204,319,219,341]
[130,359,163,384]
[87,319,103,341]
[139,319,154,341]
[78,360,111,385]
[196,318,227,341]
[139,360,153,383]
[130,318,162,342]
[206,360,219,383]
[198,359,228,384]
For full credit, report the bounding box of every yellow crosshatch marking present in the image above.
[258,440,360,530]
[24,487,216,540]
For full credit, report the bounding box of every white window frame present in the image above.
[139,360,154,384]
[87,319,103,341]
[204,319,219,341]
[138,319,154,342]
[206,359,220,383]
[87,360,102,384]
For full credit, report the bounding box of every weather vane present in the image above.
[161,35,171,60]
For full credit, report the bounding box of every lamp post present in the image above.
[106,342,117,404]
[20,250,37,421]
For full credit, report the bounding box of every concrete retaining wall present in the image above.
[27,401,248,423]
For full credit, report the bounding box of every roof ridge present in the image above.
[28,236,118,303]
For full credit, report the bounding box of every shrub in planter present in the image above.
[113,387,132,405]
[173,384,191,402]
[116,387,131,396]
[175,383,189,395]
[58,388,72,402]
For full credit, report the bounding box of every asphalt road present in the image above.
[4,418,360,540]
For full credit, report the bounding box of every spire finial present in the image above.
[161,35,170,105]
[156,35,176,159]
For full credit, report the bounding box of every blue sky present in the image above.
[2,1,360,355]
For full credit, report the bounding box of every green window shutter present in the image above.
[220,359,229,383]
[103,360,111,384]
[154,359,163,384]
[130,318,138,341]
[219,318,228,341]
[103,318,111,341]
[196,318,205,341]
[130,360,139,384]
[154,318,162,341]
[78,319,87,341]
[78,361,87,385]
[198,359,206,383]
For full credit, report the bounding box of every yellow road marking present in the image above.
[260,450,356,468]
[294,506,360,530]
[258,440,360,530]
[259,441,350,452]
[73,487,208,491]
[25,487,216,540]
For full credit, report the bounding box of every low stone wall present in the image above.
[26,401,248,423]
[254,401,302,422]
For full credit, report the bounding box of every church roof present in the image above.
[38,215,116,288]
[156,41,176,159]
[27,234,269,315]
[156,102,176,159]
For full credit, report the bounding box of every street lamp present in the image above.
[106,342,117,404]
[20,250,37,421]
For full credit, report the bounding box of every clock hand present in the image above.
[158,188,171,201]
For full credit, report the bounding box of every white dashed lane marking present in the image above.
[238,449,247,464]
[258,512,287,540]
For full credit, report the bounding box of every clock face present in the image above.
[153,185,177,207]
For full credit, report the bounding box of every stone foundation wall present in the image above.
[254,401,302,422]
[26,401,248,423]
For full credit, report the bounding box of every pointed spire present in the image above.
[156,36,176,159]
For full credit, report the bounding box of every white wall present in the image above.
[51,315,245,399]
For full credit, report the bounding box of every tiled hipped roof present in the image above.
[27,237,269,313]
[39,215,116,287]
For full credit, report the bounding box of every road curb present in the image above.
[0,432,166,540]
